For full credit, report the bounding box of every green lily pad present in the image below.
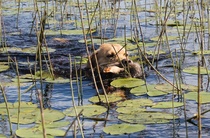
[16,127,62,137]
[117,99,154,107]
[146,50,166,55]
[111,78,145,88]
[43,121,70,128]
[22,46,56,54]
[118,111,178,124]
[0,64,9,72]
[185,92,210,104]
[64,104,107,117]
[183,66,209,75]
[156,83,181,93]
[152,101,184,109]
[150,36,178,41]
[130,85,168,96]
[45,29,96,35]
[0,47,22,53]
[192,50,210,55]
[35,109,65,123]
[45,77,70,83]
[16,128,44,138]
[116,106,146,114]
[130,85,148,96]
[103,123,146,135]
[0,134,6,138]
[89,93,123,103]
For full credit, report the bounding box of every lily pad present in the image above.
[103,123,146,135]
[150,36,178,41]
[45,29,96,35]
[185,92,210,104]
[130,85,168,96]
[146,50,166,55]
[45,77,70,83]
[89,93,123,103]
[64,104,107,117]
[16,127,63,137]
[192,50,210,55]
[0,134,6,138]
[117,99,154,107]
[0,64,9,72]
[183,66,210,75]
[110,78,145,88]
[118,111,178,124]
[35,109,65,123]
[152,101,184,109]
[116,106,146,114]
[22,46,56,54]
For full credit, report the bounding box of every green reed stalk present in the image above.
[197,61,202,138]
[113,0,120,38]
[14,58,21,129]
[85,0,110,106]
[76,0,102,102]
[183,94,189,138]
[16,0,20,28]
[69,54,84,138]
[74,59,81,104]
[0,85,13,135]
[37,90,46,138]
[64,109,84,137]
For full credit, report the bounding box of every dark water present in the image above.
[1,0,210,137]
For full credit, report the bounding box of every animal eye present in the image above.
[107,53,115,58]
[124,53,128,57]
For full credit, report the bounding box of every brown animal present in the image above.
[86,43,143,78]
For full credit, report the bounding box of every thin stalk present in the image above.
[76,0,102,102]
[197,61,202,138]
[37,90,46,138]
[14,58,21,129]
[64,109,84,137]
[69,54,84,138]
[0,85,13,135]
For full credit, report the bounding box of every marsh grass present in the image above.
[1,0,210,137]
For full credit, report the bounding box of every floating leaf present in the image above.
[146,50,166,55]
[117,99,153,107]
[64,105,107,117]
[16,128,44,138]
[45,29,96,35]
[45,77,70,83]
[16,128,60,138]
[150,36,178,41]
[118,111,178,124]
[89,93,123,103]
[0,134,6,138]
[103,123,146,135]
[183,66,209,75]
[116,107,146,114]
[111,78,145,88]
[0,64,9,72]
[35,109,65,123]
[130,85,168,96]
[152,101,183,109]
[185,92,210,104]
[0,47,22,53]
[44,121,70,128]
[192,50,210,55]
[22,46,56,54]
[155,83,177,93]
[130,85,147,96]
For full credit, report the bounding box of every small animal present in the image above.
[86,43,143,78]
